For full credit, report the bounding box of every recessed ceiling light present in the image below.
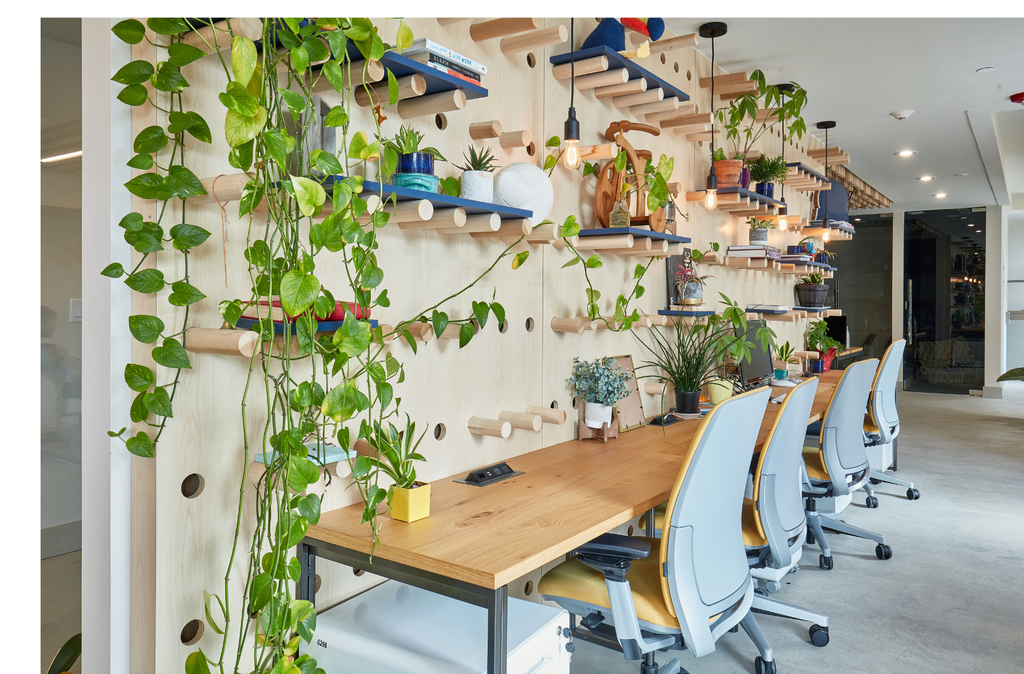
[934,193,947,198]
[854,218,861,221]
[896,150,917,157]
[918,176,936,181]
[976,230,983,233]
[976,66,995,74]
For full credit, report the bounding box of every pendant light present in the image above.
[563,19,581,170]
[775,83,794,231]
[699,22,727,209]
[816,121,836,242]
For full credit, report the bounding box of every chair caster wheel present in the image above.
[766,581,782,593]
[869,478,881,485]
[907,488,920,500]
[809,624,829,647]
[754,586,769,597]
[875,544,893,560]
[789,565,800,574]
[866,496,879,508]
[755,656,777,674]
[819,554,833,570]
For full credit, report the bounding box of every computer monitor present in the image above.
[825,316,848,349]
[735,319,775,385]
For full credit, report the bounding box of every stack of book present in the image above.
[809,220,856,234]
[402,38,487,85]
[780,253,813,263]
[727,245,782,261]
[746,304,789,314]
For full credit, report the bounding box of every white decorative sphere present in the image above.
[492,162,554,222]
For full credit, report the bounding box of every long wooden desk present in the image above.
[300,369,842,674]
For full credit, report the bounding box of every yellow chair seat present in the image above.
[802,445,830,482]
[742,498,768,547]
[538,536,679,629]
[864,413,880,435]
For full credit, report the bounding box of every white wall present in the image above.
[984,205,1009,395]
[1006,214,1024,371]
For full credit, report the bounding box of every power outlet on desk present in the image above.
[454,461,524,487]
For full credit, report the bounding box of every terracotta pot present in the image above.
[714,159,744,187]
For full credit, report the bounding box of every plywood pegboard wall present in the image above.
[127,18,843,672]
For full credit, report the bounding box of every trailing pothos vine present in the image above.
[105,17,669,674]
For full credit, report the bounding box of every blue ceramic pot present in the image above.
[809,358,825,374]
[398,152,434,175]
[755,182,775,198]
[739,167,752,190]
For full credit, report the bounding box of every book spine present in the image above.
[424,62,481,85]
[407,38,487,75]
[424,53,481,80]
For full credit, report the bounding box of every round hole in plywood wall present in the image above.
[498,319,509,334]
[687,70,692,81]
[435,113,447,130]
[674,62,680,73]
[526,141,536,157]
[525,317,535,332]
[660,53,667,65]
[524,580,534,596]
[698,141,704,148]
[181,473,205,499]
[314,573,322,593]
[526,52,536,68]
[628,525,634,536]
[434,423,446,440]
[572,396,581,410]
[180,619,204,646]
[353,568,366,577]
[550,400,559,409]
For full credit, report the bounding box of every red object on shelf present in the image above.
[261,300,371,322]
[1011,92,1024,105]
[819,347,837,372]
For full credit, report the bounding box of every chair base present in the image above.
[806,509,887,565]
[752,592,829,628]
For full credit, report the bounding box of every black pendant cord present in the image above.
[823,128,828,225]
[570,19,575,109]
[780,91,786,205]
[710,35,715,158]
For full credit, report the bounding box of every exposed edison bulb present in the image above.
[778,215,788,231]
[563,140,581,170]
[704,189,718,209]
[822,228,830,242]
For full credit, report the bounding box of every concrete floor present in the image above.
[570,383,1024,674]
[40,550,81,673]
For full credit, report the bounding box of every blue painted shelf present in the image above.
[786,162,828,184]
[549,46,690,102]
[374,50,487,100]
[578,226,690,244]
[327,178,533,220]
[658,309,715,317]
[237,317,378,334]
[717,186,786,209]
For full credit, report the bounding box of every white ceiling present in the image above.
[665,17,1024,214]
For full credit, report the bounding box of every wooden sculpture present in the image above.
[595,120,667,232]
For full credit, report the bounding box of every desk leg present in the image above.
[486,585,508,674]
[645,507,656,537]
[299,541,316,607]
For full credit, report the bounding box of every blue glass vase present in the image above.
[398,152,434,176]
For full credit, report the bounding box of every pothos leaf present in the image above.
[512,250,530,269]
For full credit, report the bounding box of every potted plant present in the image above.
[795,271,828,308]
[712,147,745,188]
[674,243,718,306]
[353,415,430,523]
[568,357,632,429]
[747,217,776,244]
[806,319,842,372]
[637,293,777,414]
[815,248,836,265]
[775,341,797,380]
[455,145,498,202]
[952,309,965,330]
[747,154,789,198]
[385,125,447,191]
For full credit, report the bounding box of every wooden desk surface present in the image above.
[309,370,843,590]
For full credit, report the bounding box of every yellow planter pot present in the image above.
[390,481,431,523]
[708,379,734,405]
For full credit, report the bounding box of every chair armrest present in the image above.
[575,534,652,582]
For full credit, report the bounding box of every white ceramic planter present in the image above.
[584,402,613,429]
[461,170,494,203]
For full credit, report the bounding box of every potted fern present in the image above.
[567,357,631,430]
[352,415,430,523]
[795,271,828,308]
[747,216,776,244]
[748,154,789,198]
[455,145,498,202]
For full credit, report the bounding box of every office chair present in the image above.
[539,388,778,674]
[802,359,893,570]
[743,377,830,648]
[861,340,919,506]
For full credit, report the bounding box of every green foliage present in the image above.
[997,367,1024,382]
[799,272,825,285]
[45,633,81,674]
[385,125,446,161]
[777,341,797,364]
[567,357,631,406]
[748,154,789,184]
[455,145,498,172]
[747,217,776,230]
[353,415,426,491]
[715,71,809,160]
[806,319,841,352]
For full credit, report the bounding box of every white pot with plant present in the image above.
[455,145,498,202]
[747,217,776,244]
[568,357,632,429]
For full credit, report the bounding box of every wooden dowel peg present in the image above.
[400,322,435,343]
[526,405,567,425]
[469,120,503,139]
[190,172,250,204]
[184,328,259,358]
[182,18,263,50]
[650,314,671,327]
[500,25,568,56]
[573,68,629,90]
[437,18,471,27]
[398,89,466,119]
[593,319,620,330]
[498,411,542,432]
[551,317,587,334]
[469,417,512,438]
[574,315,598,330]
[579,143,616,162]
[594,78,646,99]
[631,316,654,328]
[644,106,699,124]
[358,199,433,225]
[629,98,681,116]
[354,74,426,107]
[437,212,500,235]
[668,182,682,196]
[311,58,385,93]
[472,218,531,239]
[606,237,651,254]
[613,88,664,109]
[552,56,609,80]
[644,380,670,395]
[499,130,531,149]
[377,325,396,344]
[550,234,580,249]
[525,222,557,242]
[440,322,478,339]
[398,206,467,231]
[471,17,543,41]
[686,130,720,141]
[660,113,713,129]
[648,32,700,53]
[670,125,710,136]
[573,234,634,250]
[699,72,749,89]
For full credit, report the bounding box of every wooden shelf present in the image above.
[786,163,831,193]
[358,180,530,220]
[578,226,690,244]
[802,221,855,241]
[236,317,378,334]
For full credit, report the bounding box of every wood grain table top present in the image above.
[308,370,843,589]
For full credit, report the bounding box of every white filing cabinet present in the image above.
[305,580,572,674]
